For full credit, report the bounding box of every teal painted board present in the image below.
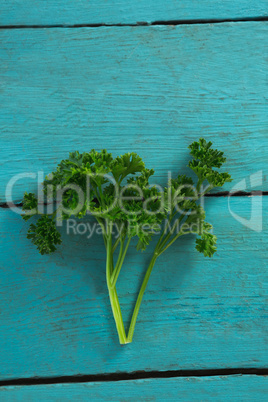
[1,376,268,401]
[1,1,268,25]
[1,23,268,203]
[0,196,267,379]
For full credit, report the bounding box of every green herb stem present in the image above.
[106,233,127,344]
[111,236,131,288]
[198,184,214,198]
[158,231,184,256]
[96,217,107,247]
[108,286,127,344]
[157,214,184,254]
[127,252,158,343]
[112,236,121,254]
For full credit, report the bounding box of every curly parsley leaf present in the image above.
[112,152,145,184]
[195,222,217,257]
[22,192,38,221]
[27,215,62,255]
[188,138,232,189]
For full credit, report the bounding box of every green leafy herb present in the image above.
[21,138,231,344]
[27,215,62,255]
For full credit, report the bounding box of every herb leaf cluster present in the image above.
[22,138,231,343]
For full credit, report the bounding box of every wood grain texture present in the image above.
[1,376,268,401]
[1,23,268,202]
[0,197,267,379]
[1,1,268,25]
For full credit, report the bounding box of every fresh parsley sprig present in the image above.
[21,138,231,344]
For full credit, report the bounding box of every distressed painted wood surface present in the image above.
[1,376,268,401]
[0,197,267,380]
[1,1,268,26]
[1,23,268,203]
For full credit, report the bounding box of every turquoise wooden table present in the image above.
[0,2,268,400]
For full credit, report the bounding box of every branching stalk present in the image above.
[127,252,158,343]
[106,231,127,344]
[111,236,131,288]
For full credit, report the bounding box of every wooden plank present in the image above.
[1,24,268,202]
[1,1,268,26]
[0,375,268,401]
[0,196,267,379]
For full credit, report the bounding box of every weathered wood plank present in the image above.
[0,1,268,25]
[1,375,268,401]
[1,24,268,202]
[0,196,267,379]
